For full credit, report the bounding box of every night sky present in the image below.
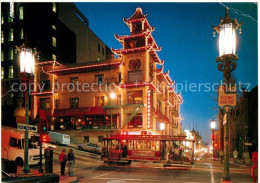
[75,2,258,143]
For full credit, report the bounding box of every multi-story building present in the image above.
[32,8,183,144]
[1,2,112,126]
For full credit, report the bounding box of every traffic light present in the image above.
[39,120,49,133]
[40,134,50,143]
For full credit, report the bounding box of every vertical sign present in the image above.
[147,89,151,129]
[10,2,14,19]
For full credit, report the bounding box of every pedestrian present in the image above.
[233,149,238,163]
[67,149,75,176]
[59,149,67,175]
[219,150,224,164]
[123,145,127,158]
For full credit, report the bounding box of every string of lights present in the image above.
[219,2,258,23]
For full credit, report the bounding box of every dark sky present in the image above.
[75,2,258,143]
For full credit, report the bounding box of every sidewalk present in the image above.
[16,165,78,183]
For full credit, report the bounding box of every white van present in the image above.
[47,131,70,145]
[1,126,44,166]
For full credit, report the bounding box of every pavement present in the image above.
[16,164,78,183]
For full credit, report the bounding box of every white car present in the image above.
[76,143,101,154]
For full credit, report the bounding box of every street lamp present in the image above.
[212,7,243,182]
[210,119,216,159]
[160,123,165,134]
[16,44,36,173]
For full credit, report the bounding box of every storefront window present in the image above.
[128,91,142,104]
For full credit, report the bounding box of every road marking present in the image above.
[91,169,120,179]
[210,163,215,183]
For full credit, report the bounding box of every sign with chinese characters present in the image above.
[147,89,151,129]
[218,85,236,107]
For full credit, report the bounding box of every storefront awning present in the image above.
[53,107,106,117]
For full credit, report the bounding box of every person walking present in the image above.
[67,149,75,176]
[219,150,224,164]
[59,149,67,176]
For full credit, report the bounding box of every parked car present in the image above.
[76,143,101,154]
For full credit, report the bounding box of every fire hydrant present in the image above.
[251,151,258,183]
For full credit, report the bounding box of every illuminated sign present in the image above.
[147,89,151,128]
[218,85,236,107]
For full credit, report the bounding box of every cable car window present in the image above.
[152,141,160,151]
[128,141,134,150]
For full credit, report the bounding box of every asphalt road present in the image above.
[31,145,253,183]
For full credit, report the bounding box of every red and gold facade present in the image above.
[32,8,183,142]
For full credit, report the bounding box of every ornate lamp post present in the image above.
[210,119,216,159]
[212,7,243,182]
[16,44,37,173]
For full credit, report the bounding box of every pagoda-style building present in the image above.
[31,8,183,145]
[112,8,183,135]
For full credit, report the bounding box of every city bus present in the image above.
[101,134,195,166]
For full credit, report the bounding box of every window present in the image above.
[41,80,50,90]
[1,13,4,24]
[39,98,51,110]
[70,98,79,108]
[102,47,104,55]
[55,100,60,109]
[69,77,78,89]
[127,91,143,104]
[95,74,104,84]
[9,47,13,60]
[20,28,24,39]
[19,6,24,20]
[52,25,56,30]
[9,29,13,41]
[94,96,104,106]
[1,67,4,79]
[128,70,142,82]
[84,136,89,143]
[128,114,142,128]
[8,65,13,78]
[52,54,56,60]
[98,136,103,142]
[52,3,57,13]
[1,50,4,61]
[10,137,17,148]
[52,37,56,47]
[98,44,100,52]
[1,31,4,43]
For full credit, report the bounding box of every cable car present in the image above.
[101,134,195,166]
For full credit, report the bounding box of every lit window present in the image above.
[1,67,4,79]
[8,65,13,78]
[40,98,51,110]
[52,3,57,13]
[52,54,56,60]
[128,70,142,82]
[52,25,56,30]
[20,28,24,39]
[52,37,56,47]
[70,98,79,108]
[9,28,13,41]
[9,47,13,60]
[19,6,23,20]
[1,31,4,43]
[1,13,4,24]
[1,50,4,61]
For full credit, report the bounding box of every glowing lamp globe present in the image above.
[210,120,216,130]
[160,123,165,131]
[218,23,236,56]
[20,48,35,74]
[110,92,116,99]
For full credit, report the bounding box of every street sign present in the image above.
[218,85,237,107]
[17,123,38,132]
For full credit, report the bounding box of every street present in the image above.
[28,145,253,183]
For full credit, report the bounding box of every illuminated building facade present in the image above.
[32,8,183,144]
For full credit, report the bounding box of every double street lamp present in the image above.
[16,44,36,173]
[212,7,243,182]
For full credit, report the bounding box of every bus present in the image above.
[101,134,195,166]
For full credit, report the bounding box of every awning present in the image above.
[53,106,106,117]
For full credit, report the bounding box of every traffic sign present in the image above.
[218,85,236,107]
[17,123,38,132]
